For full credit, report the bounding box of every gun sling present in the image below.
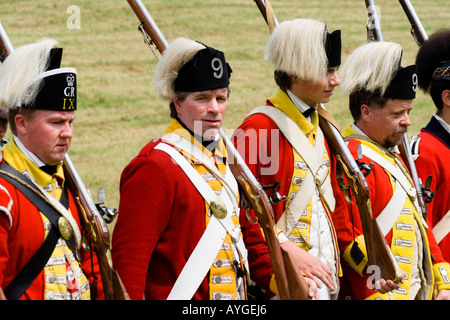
[0,162,70,300]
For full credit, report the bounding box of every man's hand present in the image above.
[280,240,335,292]
[435,289,450,300]
[374,277,404,294]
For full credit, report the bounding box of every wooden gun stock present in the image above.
[318,109,403,282]
[63,155,130,300]
[220,130,309,300]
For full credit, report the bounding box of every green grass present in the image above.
[1,0,448,209]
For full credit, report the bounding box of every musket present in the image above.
[127,0,309,299]
[398,0,428,46]
[254,0,402,282]
[62,156,129,300]
[397,0,434,214]
[0,25,129,300]
[318,107,403,283]
[0,22,12,62]
[222,130,310,299]
[364,0,383,41]
[364,0,431,221]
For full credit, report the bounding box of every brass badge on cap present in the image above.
[210,195,227,219]
[58,216,73,241]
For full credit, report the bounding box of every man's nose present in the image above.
[61,121,73,138]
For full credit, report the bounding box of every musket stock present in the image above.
[318,107,403,283]
[63,155,130,300]
[219,129,309,300]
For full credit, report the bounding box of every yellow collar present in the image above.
[267,89,318,136]
[342,123,359,137]
[164,119,227,161]
[1,138,64,189]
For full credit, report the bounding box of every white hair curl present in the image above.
[339,41,403,95]
[264,19,328,83]
[154,37,206,101]
[0,38,59,111]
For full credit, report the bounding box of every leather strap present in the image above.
[433,210,450,244]
[0,162,69,300]
[247,106,335,235]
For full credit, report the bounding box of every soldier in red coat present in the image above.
[412,29,450,262]
[111,37,316,300]
[233,19,343,300]
[0,39,103,300]
[335,40,450,300]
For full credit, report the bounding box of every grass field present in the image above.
[1,0,448,210]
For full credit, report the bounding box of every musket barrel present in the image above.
[219,129,263,191]
[63,154,109,234]
[398,0,428,45]
[128,0,169,53]
[0,22,14,62]
[365,0,384,41]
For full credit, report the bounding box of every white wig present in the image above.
[154,37,206,101]
[339,41,403,95]
[0,38,59,111]
[264,19,328,83]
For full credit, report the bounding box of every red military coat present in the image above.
[0,142,103,300]
[413,115,450,262]
[232,89,342,294]
[333,124,450,300]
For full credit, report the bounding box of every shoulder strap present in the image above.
[0,162,70,300]
[248,106,335,234]
[433,210,450,244]
[154,141,248,300]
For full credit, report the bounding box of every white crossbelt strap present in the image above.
[433,210,450,244]
[161,133,245,252]
[359,145,415,236]
[155,139,247,300]
[248,106,335,235]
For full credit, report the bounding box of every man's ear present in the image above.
[360,104,371,121]
[442,89,450,107]
[173,96,182,113]
[14,114,27,135]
